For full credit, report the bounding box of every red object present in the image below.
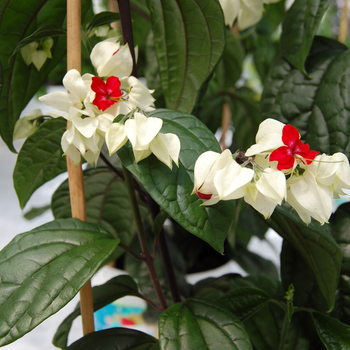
[121,318,136,326]
[196,184,212,200]
[91,76,122,111]
[270,124,318,170]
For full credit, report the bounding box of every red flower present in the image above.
[269,124,318,171]
[91,76,122,111]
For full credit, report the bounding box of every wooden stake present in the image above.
[67,0,95,336]
[339,0,348,43]
[220,102,231,150]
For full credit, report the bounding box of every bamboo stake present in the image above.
[67,0,95,336]
[220,102,232,150]
[338,0,348,43]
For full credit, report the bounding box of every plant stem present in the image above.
[122,165,168,310]
[119,242,144,261]
[147,196,182,304]
[278,310,290,350]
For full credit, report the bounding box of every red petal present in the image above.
[91,77,107,95]
[293,139,310,156]
[304,150,319,164]
[92,94,114,111]
[105,76,122,98]
[196,190,212,200]
[282,124,300,147]
[270,146,295,170]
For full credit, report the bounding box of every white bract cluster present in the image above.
[218,0,280,30]
[194,119,350,225]
[21,37,53,71]
[38,37,180,169]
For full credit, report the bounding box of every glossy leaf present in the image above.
[312,312,350,350]
[0,219,119,346]
[118,109,234,254]
[267,205,342,311]
[219,287,269,321]
[158,298,252,349]
[147,0,225,113]
[13,117,67,209]
[280,0,331,74]
[261,38,350,158]
[330,203,350,323]
[52,167,149,257]
[281,240,328,312]
[66,328,159,350]
[53,275,141,350]
[23,204,51,220]
[86,11,120,33]
[0,0,66,151]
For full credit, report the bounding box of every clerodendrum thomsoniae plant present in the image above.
[1,0,350,349]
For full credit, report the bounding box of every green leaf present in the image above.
[312,312,350,349]
[0,0,67,152]
[280,0,331,74]
[23,204,51,220]
[118,109,235,254]
[53,275,141,350]
[280,240,328,312]
[11,24,66,57]
[261,37,350,158]
[267,205,342,311]
[13,117,67,209]
[158,297,252,349]
[0,219,119,347]
[66,328,159,350]
[218,287,269,321]
[52,167,149,258]
[86,11,120,33]
[147,0,225,113]
[330,203,350,323]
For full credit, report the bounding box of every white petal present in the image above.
[257,168,286,204]
[125,113,162,150]
[90,37,120,74]
[214,161,254,200]
[244,186,278,219]
[61,134,81,167]
[105,123,128,155]
[331,153,350,193]
[63,69,89,101]
[245,118,285,156]
[39,91,75,112]
[134,148,152,163]
[71,114,99,139]
[193,151,221,194]
[150,133,181,169]
[121,76,155,110]
[20,42,38,65]
[218,0,240,26]
[100,44,133,78]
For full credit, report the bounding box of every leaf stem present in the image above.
[119,242,144,261]
[122,165,168,310]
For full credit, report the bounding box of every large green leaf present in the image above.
[261,38,350,158]
[158,297,252,349]
[53,275,141,350]
[52,167,149,256]
[280,240,328,312]
[0,0,66,152]
[0,219,119,346]
[312,312,350,349]
[118,109,235,254]
[280,0,330,74]
[330,203,350,323]
[66,328,159,350]
[218,287,269,321]
[13,117,67,209]
[146,0,225,113]
[267,205,342,311]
